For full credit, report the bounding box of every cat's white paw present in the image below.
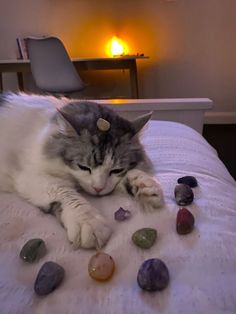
[127,170,164,211]
[61,205,112,249]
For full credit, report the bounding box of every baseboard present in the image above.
[204,112,236,124]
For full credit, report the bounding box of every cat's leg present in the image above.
[15,173,112,249]
[118,169,164,211]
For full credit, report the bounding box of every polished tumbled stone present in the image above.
[34,261,65,296]
[174,184,194,206]
[88,252,115,281]
[20,238,47,263]
[176,207,195,234]
[132,228,157,249]
[177,176,198,188]
[137,258,170,291]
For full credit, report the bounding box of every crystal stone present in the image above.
[177,176,198,188]
[137,258,170,291]
[176,207,195,234]
[20,238,47,263]
[132,228,157,249]
[88,252,115,281]
[34,261,65,296]
[114,207,131,221]
[174,183,194,206]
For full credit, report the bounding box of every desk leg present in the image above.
[17,72,24,91]
[0,73,3,92]
[129,60,139,98]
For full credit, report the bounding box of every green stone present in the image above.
[20,238,47,263]
[132,228,157,249]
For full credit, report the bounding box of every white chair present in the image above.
[27,36,86,96]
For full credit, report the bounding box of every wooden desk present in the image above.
[0,56,148,98]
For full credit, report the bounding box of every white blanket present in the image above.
[0,121,235,314]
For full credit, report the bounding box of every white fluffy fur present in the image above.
[0,93,164,249]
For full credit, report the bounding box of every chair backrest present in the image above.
[27,37,85,94]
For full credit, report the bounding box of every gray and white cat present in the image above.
[0,93,164,249]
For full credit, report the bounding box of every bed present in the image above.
[0,120,235,314]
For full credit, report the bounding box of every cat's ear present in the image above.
[132,112,152,134]
[54,109,78,137]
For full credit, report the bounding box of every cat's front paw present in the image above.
[127,170,164,211]
[137,178,164,211]
[61,205,112,249]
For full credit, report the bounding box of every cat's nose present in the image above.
[93,186,104,193]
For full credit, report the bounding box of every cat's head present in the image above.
[45,101,152,196]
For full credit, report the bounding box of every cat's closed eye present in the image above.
[77,164,91,173]
[109,168,124,176]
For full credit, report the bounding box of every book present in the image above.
[16,37,29,59]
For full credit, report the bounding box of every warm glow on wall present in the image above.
[105,36,129,57]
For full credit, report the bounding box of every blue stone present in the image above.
[34,261,65,296]
[177,176,198,188]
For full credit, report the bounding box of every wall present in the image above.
[0,0,235,121]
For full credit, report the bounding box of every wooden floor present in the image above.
[203,124,236,180]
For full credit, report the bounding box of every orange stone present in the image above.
[88,252,115,281]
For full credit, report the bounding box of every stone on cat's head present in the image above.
[58,101,134,137]
[96,118,110,132]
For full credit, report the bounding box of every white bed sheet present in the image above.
[0,121,235,314]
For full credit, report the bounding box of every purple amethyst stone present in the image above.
[114,207,131,221]
[137,258,169,291]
